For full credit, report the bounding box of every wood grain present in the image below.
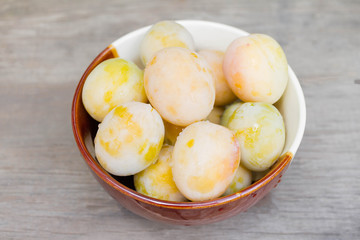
[1,0,359,239]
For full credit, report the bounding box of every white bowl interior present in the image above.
[110,20,306,160]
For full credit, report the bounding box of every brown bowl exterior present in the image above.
[71,46,293,226]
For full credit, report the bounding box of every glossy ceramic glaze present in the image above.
[71,20,306,225]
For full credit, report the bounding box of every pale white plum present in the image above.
[224,165,252,195]
[172,121,240,201]
[134,145,187,202]
[163,120,184,145]
[140,21,195,65]
[82,58,147,122]
[220,101,242,126]
[223,34,288,104]
[226,102,285,172]
[206,106,224,125]
[198,50,237,106]
[144,47,215,126]
[94,102,164,176]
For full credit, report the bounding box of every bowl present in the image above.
[71,20,306,226]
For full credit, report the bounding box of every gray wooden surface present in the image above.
[1,0,359,239]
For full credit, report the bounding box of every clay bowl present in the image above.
[71,20,306,226]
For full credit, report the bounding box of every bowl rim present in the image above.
[71,20,305,209]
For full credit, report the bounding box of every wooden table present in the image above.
[1,0,359,239]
